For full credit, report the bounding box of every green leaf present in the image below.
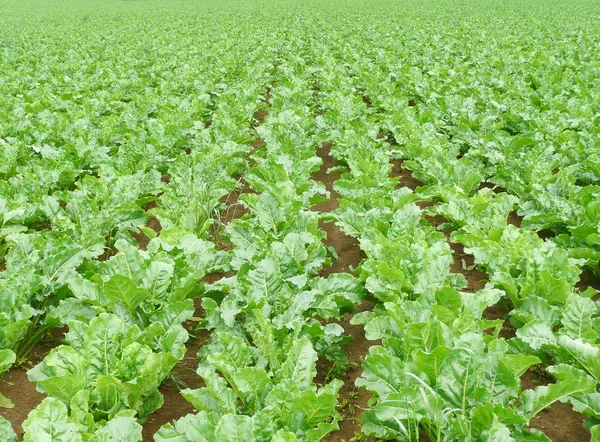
[143,261,174,303]
[154,411,216,441]
[252,193,285,233]
[566,392,600,420]
[558,335,600,383]
[88,416,142,442]
[500,354,541,378]
[28,345,87,382]
[270,429,299,442]
[214,414,253,442]
[561,294,598,342]
[38,374,85,404]
[113,239,147,282]
[519,365,596,420]
[372,384,440,425]
[23,397,82,442]
[278,337,317,390]
[184,367,237,414]
[231,367,272,409]
[0,392,14,409]
[0,350,16,409]
[470,402,525,438]
[511,295,561,326]
[356,348,403,398]
[103,275,148,313]
[487,418,515,441]
[289,380,342,425]
[0,417,17,442]
[0,349,16,374]
[84,313,133,378]
[437,347,478,412]
[515,321,556,350]
[413,347,449,384]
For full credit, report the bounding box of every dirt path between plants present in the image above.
[312,142,366,277]
[141,89,273,441]
[141,330,209,440]
[311,142,371,441]
[0,338,60,439]
[0,370,43,440]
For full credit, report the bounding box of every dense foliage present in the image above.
[1,0,599,440]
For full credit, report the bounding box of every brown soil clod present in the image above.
[201,270,236,285]
[141,331,209,441]
[577,269,600,294]
[421,206,489,293]
[324,302,377,441]
[311,142,366,276]
[448,240,487,292]
[507,210,523,228]
[98,246,119,262]
[249,137,265,150]
[0,368,44,440]
[130,201,163,250]
[478,181,495,191]
[252,108,268,126]
[537,229,556,240]
[319,220,365,277]
[143,200,158,212]
[130,215,162,250]
[219,180,256,225]
[32,220,52,232]
[484,303,516,339]
[390,158,423,190]
[528,401,589,442]
[309,140,371,440]
[0,334,63,438]
[264,82,274,105]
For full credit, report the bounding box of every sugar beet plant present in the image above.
[1,0,600,441]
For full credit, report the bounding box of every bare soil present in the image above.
[0,368,43,439]
[312,142,340,211]
[141,330,209,441]
[390,158,423,190]
[130,205,162,251]
[219,180,255,225]
[311,142,371,441]
[508,210,523,227]
[577,269,600,294]
[448,240,488,292]
[521,370,590,442]
[312,142,366,277]
[484,303,517,339]
[325,302,378,442]
[361,95,373,108]
[0,335,62,439]
[253,108,268,125]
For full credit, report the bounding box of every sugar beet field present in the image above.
[1,0,600,440]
